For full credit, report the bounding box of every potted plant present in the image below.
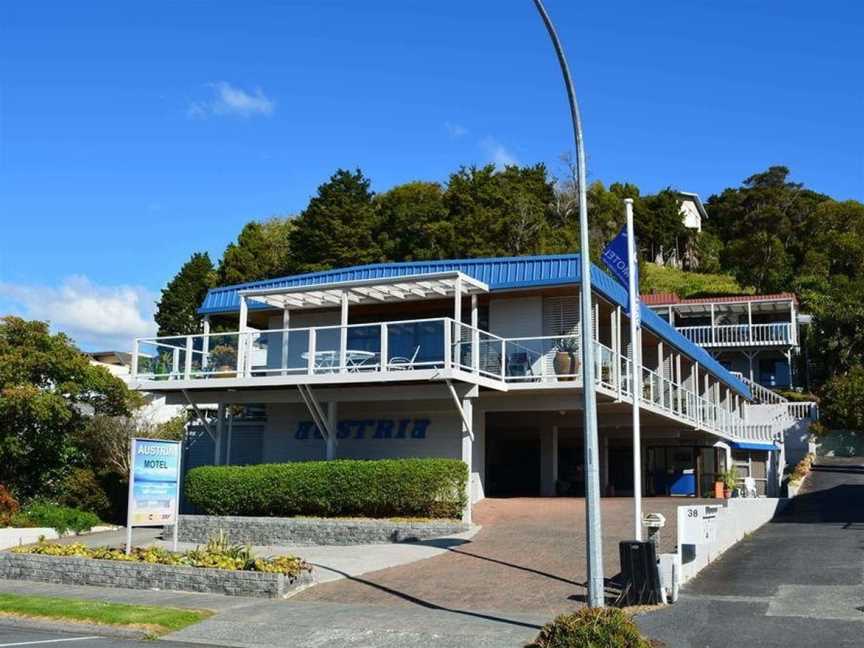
[210,344,237,378]
[553,335,580,381]
[719,466,739,499]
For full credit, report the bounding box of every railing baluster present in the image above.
[307,329,316,375]
[184,336,193,380]
[380,323,388,373]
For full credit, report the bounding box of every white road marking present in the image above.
[0,637,103,647]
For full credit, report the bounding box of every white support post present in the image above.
[790,301,796,345]
[453,276,462,368]
[675,353,682,414]
[471,294,479,373]
[238,295,248,377]
[443,317,452,370]
[281,309,290,376]
[201,316,210,371]
[747,302,753,345]
[710,302,716,345]
[307,329,317,375]
[339,292,349,373]
[657,341,664,408]
[461,396,474,524]
[380,322,388,372]
[184,336,193,380]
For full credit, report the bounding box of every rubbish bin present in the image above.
[618,540,662,606]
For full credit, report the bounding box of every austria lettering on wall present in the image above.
[295,419,430,440]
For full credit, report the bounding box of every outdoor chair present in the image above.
[388,345,420,371]
[743,476,758,498]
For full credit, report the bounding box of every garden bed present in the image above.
[176,514,471,546]
[1,541,314,599]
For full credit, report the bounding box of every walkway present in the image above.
[637,457,864,647]
[296,497,702,614]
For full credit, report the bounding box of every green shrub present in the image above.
[185,458,467,519]
[819,366,864,431]
[57,469,112,520]
[20,502,101,536]
[529,608,659,648]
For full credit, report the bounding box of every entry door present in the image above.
[669,448,696,496]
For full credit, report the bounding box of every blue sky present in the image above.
[1,1,861,350]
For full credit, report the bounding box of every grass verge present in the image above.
[0,593,212,636]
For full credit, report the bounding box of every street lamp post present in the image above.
[531,0,605,608]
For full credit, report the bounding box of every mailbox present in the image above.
[642,512,666,544]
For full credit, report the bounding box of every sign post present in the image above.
[126,438,182,555]
[601,199,643,540]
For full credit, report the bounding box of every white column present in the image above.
[471,294,479,373]
[461,397,473,524]
[326,401,337,460]
[747,301,753,344]
[238,296,248,377]
[202,315,211,371]
[339,292,349,372]
[281,309,290,375]
[710,302,716,344]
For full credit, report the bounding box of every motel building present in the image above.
[131,254,817,520]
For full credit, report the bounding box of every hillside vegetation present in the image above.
[640,262,753,299]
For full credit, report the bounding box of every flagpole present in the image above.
[624,198,643,541]
[531,0,604,608]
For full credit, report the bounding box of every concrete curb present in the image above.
[0,615,150,640]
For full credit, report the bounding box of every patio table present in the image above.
[300,349,377,372]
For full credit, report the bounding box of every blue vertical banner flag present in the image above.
[601,226,640,325]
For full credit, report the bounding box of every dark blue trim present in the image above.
[196,254,752,399]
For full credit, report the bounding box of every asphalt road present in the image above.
[636,456,864,648]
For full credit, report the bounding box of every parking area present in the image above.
[296,496,707,615]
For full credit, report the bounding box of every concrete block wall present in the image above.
[0,552,313,599]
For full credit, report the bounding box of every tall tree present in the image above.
[705,166,828,292]
[154,252,216,336]
[374,181,453,261]
[289,169,382,273]
[218,217,295,284]
[0,317,135,498]
[444,164,555,257]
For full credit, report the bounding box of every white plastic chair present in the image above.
[388,345,420,370]
[743,476,758,498]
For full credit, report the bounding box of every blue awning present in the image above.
[732,441,776,452]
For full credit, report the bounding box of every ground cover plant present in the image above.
[12,534,310,578]
[185,458,467,519]
[529,607,661,648]
[0,592,211,636]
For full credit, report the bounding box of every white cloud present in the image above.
[0,276,157,351]
[480,136,519,169]
[188,81,275,119]
[444,121,468,139]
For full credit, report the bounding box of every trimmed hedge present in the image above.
[185,458,468,519]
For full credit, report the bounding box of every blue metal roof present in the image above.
[199,254,752,399]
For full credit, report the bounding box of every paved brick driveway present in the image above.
[296,497,707,615]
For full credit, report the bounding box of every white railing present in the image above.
[676,322,793,347]
[730,372,788,405]
[133,319,775,444]
[134,317,494,382]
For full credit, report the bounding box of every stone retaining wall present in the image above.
[176,514,470,546]
[0,553,314,599]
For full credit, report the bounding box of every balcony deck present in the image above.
[675,322,795,348]
[132,317,776,445]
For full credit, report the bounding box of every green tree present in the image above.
[218,217,296,284]
[154,252,216,336]
[290,169,382,273]
[705,166,828,292]
[0,317,136,498]
[819,366,864,431]
[374,181,453,261]
[444,164,555,257]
